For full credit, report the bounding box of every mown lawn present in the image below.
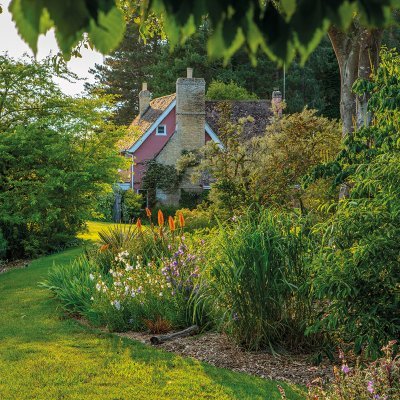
[78,220,130,241]
[0,239,305,399]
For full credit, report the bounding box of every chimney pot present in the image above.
[187,68,193,78]
[139,82,151,117]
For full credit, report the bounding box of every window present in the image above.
[156,125,166,136]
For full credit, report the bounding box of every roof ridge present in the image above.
[150,93,176,105]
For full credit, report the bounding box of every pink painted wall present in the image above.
[133,107,176,190]
[132,106,213,191]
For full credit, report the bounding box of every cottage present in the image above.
[119,68,281,205]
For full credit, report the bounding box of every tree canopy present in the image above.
[5,1,400,63]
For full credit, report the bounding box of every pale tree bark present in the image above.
[356,29,383,128]
[328,22,383,198]
[328,23,383,135]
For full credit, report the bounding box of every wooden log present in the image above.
[150,325,199,345]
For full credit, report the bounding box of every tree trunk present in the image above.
[328,24,361,138]
[328,23,383,136]
[356,29,383,128]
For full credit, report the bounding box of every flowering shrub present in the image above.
[91,239,203,331]
[307,341,400,400]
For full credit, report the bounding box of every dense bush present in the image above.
[308,48,400,358]
[91,186,115,221]
[307,341,400,400]
[0,55,123,258]
[122,190,143,222]
[0,230,7,260]
[196,106,341,217]
[200,207,314,351]
[309,152,400,357]
[206,80,258,100]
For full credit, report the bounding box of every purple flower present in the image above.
[367,381,374,394]
[341,365,350,374]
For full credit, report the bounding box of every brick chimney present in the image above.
[176,68,205,151]
[139,82,151,117]
[271,88,283,117]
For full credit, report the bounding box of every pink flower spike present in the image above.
[341,365,350,374]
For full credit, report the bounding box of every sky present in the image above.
[0,0,104,96]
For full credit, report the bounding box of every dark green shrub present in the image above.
[0,230,8,260]
[309,152,400,357]
[179,189,209,209]
[122,190,143,222]
[308,48,400,358]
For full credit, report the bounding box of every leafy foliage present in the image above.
[141,160,180,207]
[308,49,400,357]
[0,55,124,258]
[42,256,97,316]
[206,80,258,100]
[8,0,125,57]
[121,190,143,222]
[196,105,341,216]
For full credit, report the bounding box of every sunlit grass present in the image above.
[78,221,132,242]
[0,229,306,399]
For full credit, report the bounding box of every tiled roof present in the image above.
[119,94,176,151]
[205,100,273,141]
[121,96,273,153]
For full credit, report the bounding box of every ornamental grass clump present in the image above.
[205,206,313,351]
[307,341,400,400]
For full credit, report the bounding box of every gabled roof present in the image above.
[122,96,273,154]
[120,94,176,152]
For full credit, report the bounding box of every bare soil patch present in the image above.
[118,330,333,385]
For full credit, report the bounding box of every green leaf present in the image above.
[281,0,297,20]
[9,0,51,55]
[88,7,126,54]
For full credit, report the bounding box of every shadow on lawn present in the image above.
[104,334,305,400]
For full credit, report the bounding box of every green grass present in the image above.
[0,244,306,399]
[78,221,131,241]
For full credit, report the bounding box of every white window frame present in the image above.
[156,124,167,136]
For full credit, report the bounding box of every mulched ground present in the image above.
[0,259,30,274]
[118,330,333,386]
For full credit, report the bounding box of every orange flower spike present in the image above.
[178,212,185,228]
[99,244,109,253]
[136,218,142,231]
[157,209,164,227]
[168,216,176,231]
[145,207,152,217]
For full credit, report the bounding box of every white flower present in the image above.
[112,300,121,310]
[159,292,163,297]
[89,273,95,281]
[90,296,94,301]
[95,283,101,291]
[125,265,133,271]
